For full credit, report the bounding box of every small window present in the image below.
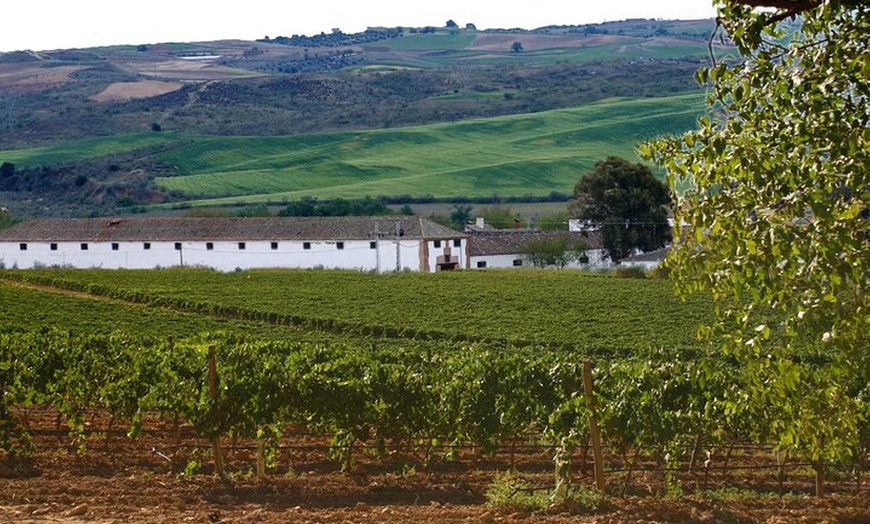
[174,242,182,251]
[303,242,311,250]
[206,242,214,251]
[271,242,279,250]
[238,242,246,250]
[453,239,462,248]
[112,243,119,251]
[476,261,487,268]
[369,241,377,249]
[81,243,89,251]
[143,242,151,250]
[336,242,344,250]
[512,259,523,267]
[50,243,58,251]
[19,243,27,251]
[433,240,441,248]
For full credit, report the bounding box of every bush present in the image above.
[614,266,647,279]
[486,471,608,515]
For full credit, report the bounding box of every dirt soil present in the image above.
[1,409,868,524]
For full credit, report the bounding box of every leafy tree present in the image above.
[0,162,14,178]
[522,236,589,268]
[536,212,569,231]
[446,20,458,28]
[0,207,13,229]
[568,156,670,263]
[643,0,870,495]
[481,205,521,230]
[511,41,524,53]
[449,204,473,228]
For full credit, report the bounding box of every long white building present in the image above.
[0,216,469,273]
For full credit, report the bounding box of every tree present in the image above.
[511,41,524,53]
[0,207,12,230]
[642,1,870,495]
[522,236,589,268]
[0,162,14,178]
[449,204,473,229]
[568,156,670,263]
[481,205,520,230]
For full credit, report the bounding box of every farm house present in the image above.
[467,229,610,269]
[0,216,469,273]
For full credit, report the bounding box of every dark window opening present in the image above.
[271,242,279,250]
[477,261,487,268]
[303,242,311,250]
[112,243,119,251]
[337,242,344,250]
[19,243,27,251]
[174,242,182,251]
[143,243,151,250]
[433,240,441,248]
[238,242,246,250]
[50,243,58,251]
[81,243,89,251]
[369,241,377,249]
[453,239,462,248]
[206,242,214,251]
[512,259,523,267]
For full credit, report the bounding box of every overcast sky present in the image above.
[1,1,718,53]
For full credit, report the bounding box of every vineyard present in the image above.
[1,269,869,522]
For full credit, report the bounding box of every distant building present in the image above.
[0,216,468,273]
[465,217,608,269]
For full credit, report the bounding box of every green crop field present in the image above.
[0,94,702,208]
[149,93,703,206]
[0,267,713,353]
[0,134,183,168]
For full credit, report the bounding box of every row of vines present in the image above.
[2,329,868,494]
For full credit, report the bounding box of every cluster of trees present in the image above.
[262,27,403,48]
[278,197,411,217]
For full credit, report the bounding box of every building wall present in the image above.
[470,249,610,270]
[0,238,430,272]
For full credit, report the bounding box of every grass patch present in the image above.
[145,93,703,205]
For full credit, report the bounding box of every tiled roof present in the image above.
[469,230,602,256]
[0,216,466,242]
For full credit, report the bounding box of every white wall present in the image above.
[470,248,611,270]
[0,239,430,273]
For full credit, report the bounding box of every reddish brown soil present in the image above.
[1,408,868,524]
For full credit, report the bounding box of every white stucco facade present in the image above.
[0,217,469,273]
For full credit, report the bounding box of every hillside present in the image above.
[0,19,724,217]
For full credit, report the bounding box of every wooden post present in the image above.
[207,344,224,478]
[583,360,606,492]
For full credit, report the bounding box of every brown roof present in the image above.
[469,230,602,256]
[0,217,465,242]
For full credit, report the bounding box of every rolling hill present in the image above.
[0,19,723,217]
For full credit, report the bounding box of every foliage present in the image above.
[0,207,13,230]
[643,0,870,489]
[480,205,521,230]
[449,204,473,228]
[0,268,716,353]
[522,235,589,268]
[569,156,671,262]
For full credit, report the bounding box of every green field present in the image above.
[0,267,712,353]
[152,93,703,206]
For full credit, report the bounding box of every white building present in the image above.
[467,229,609,269]
[0,216,469,273]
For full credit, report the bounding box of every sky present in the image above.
[1,1,718,53]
